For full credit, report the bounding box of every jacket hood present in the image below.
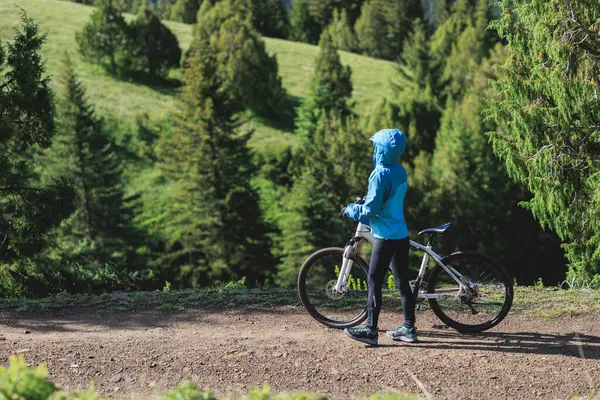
[371,129,406,166]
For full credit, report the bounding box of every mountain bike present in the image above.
[297,199,514,333]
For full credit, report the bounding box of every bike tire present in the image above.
[427,251,514,333]
[297,247,370,329]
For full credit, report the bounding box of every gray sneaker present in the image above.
[386,324,418,343]
[344,326,378,345]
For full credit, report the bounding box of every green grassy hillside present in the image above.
[0,0,396,149]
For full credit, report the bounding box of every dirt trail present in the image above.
[1,307,599,399]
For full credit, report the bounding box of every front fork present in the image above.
[332,237,361,293]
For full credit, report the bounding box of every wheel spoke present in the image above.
[299,248,369,328]
[428,253,513,331]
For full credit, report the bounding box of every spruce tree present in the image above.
[354,0,389,59]
[392,18,441,160]
[43,56,135,267]
[487,0,600,278]
[440,0,493,98]
[361,97,402,137]
[308,0,364,34]
[289,0,320,43]
[429,0,474,69]
[0,13,75,262]
[170,0,202,23]
[156,33,272,286]
[427,0,449,28]
[425,46,566,284]
[326,8,357,52]
[295,30,353,141]
[355,0,422,60]
[404,0,424,21]
[276,113,370,286]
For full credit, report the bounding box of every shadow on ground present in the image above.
[0,306,300,333]
[375,328,600,360]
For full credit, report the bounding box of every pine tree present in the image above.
[156,33,272,286]
[487,0,600,278]
[275,113,370,286]
[295,30,353,141]
[76,0,129,74]
[43,56,136,267]
[0,13,75,262]
[392,18,441,160]
[326,8,357,52]
[289,0,321,44]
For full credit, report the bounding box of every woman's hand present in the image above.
[339,206,347,218]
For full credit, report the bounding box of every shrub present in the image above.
[77,1,181,79]
[76,0,129,75]
[564,265,600,290]
[129,7,182,78]
[0,356,56,400]
[160,381,217,400]
[192,0,286,117]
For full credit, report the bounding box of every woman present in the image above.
[342,128,417,345]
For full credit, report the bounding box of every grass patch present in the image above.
[0,0,396,153]
[0,287,303,312]
[157,302,185,312]
[1,286,599,319]
[511,286,600,318]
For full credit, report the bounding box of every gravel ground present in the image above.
[1,307,599,399]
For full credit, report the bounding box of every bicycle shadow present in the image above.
[373,329,600,359]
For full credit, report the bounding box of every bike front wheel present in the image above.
[427,251,513,333]
[297,247,370,329]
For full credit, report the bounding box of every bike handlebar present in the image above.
[339,196,365,219]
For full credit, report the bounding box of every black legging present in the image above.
[367,237,415,330]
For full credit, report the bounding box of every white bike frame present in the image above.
[333,222,472,299]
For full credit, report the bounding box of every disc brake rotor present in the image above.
[325,280,345,300]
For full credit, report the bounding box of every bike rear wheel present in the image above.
[297,247,369,329]
[427,251,513,332]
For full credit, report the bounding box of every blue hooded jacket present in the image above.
[344,129,408,240]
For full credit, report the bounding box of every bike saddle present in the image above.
[418,222,452,236]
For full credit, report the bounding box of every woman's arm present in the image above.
[344,170,388,222]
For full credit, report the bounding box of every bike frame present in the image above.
[333,222,472,299]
